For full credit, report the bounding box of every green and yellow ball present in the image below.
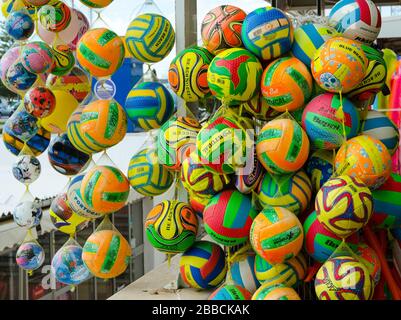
[252,283,301,300]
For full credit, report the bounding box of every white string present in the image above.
[375,108,401,112]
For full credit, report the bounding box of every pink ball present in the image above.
[68,9,90,51]
[21,41,54,74]
[0,46,21,83]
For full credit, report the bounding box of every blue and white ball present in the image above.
[13,201,43,228]
[226,254,259,294]
[305,150,334,193]
[5,10,34,41]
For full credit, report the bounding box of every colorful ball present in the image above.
[256,118,310,175]
[291,23,340,68]
[25,0,51,6]
[311,37,368,93]
[204,190,257,246]
[315,175,373,238]
[257,170,312,216]
[12,154,41,184]
[77,28,125,77]
[261,57,313,112]
[21,41,54,74]
[50,44,75,76]
[16,242,45,271]
[82,230,131,279]
[252,283,301,300]
[334,135,392,189]
[329,0,381,44]
[305,150,334,193]
[189,191,211,220]
[0,46,21,84]
[207,48,262,105]
[80,165,130,215]
[125,82,174,131]
[250,206,303,264]
[226,255,259,293]
[241,7,293,61]
[302,93,360,149]
[24,86,56,118]
[38,2,71,32]
[4,61,37,94]
[235,151,265,194]
[179,240,226,289]
[69,9,90,51]
[79,0,113,8]
[128,148,174,197]
[145,200,198,253]
[209,284,252,300]
[241,93,281,121]
[201,5,246,55]
[5,10,34,40]
[168,46,214,102]
[13,201,42,228]
[354,243,381,285]
[4,108,38,142]
[315,255,374,300]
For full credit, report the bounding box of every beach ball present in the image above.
[83,230,131,279]
[311,37,368,93]
[69,9,90,51]
[257,170,312,216]
[250,207,303,264]
[46,66,91,103]
[49,193,89,235]
[145,200,198,253]
[241,93,280,121]
[303,211,360,263]
[329,0,381,44]
[252,283,301,300]
[201,5,246,55]
[125,82,174,131]
[305,150,334,193]
[48,133,90,176]
[291,23,340,68]
[302,93,360,150]
[241,7,293,61]
[207,48,262,105]
[360,110,399,155]
[21,41,54,74]
[77,28,125,77]
[157,117,201,171]
[189,191,211,220]
[52,244,90,285]
[316,175,373,238]
[168,46,214,102]
[40,90,78,134]
[81,165,130,215]
[261,57,313,112]
[371,173,401,229]
[38,2,71,32]
[12,154,41,184]
[4,61,37,94]
[24,86,55,118]
[13,201,42,228]
[334,135,392,189]
[67,174,102,219]
[226,255,259,293]
[4,108,38,142]
[79,0,113,8]
[256,118,310,175]
[179,240,226,289]
[254,253,307,287]
[80,100,127,150]
[209,285,252,300]
[204,190,257,246]
[315,255,374,300]
[235,150,265,194]
[5,10,34,40]
[125,13,175,63]
[16,242,45,271]
[354,243,381,285]
[0,46,21,83]
[128,148,174,197]
[50,44,75,76]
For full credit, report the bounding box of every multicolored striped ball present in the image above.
[179,240,227,289]
[189,191,212,220]
[305,150,334,193]
[241,93,281,121]
[252,283,301,300]
[203,190,257,246]
[226,255,259,293]
[209,284,252,300]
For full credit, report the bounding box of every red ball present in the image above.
[24,86,56,118]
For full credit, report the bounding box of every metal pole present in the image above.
[92,221,98,300]
[128,203,133,283]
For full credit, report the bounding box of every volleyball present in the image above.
[252,283,301,300]
[21,41,54,74]
[257,170,312,216]
[80,165,130,215]
[203,190,257,246]
[315,175,373,238]
[77,28,125,77]
[329,0,381,44]
[256,118,310,175]
[168,46,214,102]
[145,200,198,253]
[261,57,313,112]
[311,37,368,93]
[209,285,252,300]
[315,255,374,300]
[82,230,131,279]
[235,151,265,194]
[128,148,174,197]
[125,81,174,131]
[334,135,392,189]
[241,93,280,121]
[80,100,127,150]
[241,7,293,61]
[5,10,34,41]
[302,93,360,150]
[201,5,246,55]
[305,150,334,193]
[207,48,263,105]
[250,207,303,264]
[291,23,340,68]
[226,255,259,293]
[360,110,399,155]
[125,13,175,63]
[354,243,381,285]
[179,240,226,289]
